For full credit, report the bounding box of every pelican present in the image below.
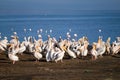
[8,44,19,55]
[99,29,102,33]
[24,37,29,46]
[0,44,5,51]
[27,36,34,53]
[28,42,34,53]
[94,37,106,58]
[46,36,53,62]
[24,28,26,32]
[8,53,19,64]
[53,46,65,63]
[69,29,71,32]
[116,37,120,42]
[8,44,19,64]
[46,49,52,62]
[112,42,120,55]
[66,41,76,59]
[18,42,26,55]
[33,46,43,62]
[38,34,42,39]
[37,30,40,34]
[40,29,43,33]
[105,37,111,54]
[29,28,32,31]
[80,41,89,57]
[91,43,98,60]
[50,29,52,33]
[74,34,77,38]
[10,35,20,48]
[0,37,8,51]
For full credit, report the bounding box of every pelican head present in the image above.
[13,32,17,35]
[47,35,50,38]
[11,35,18,39]
[74,34,77,37]
[38,34,42,38]
[37,30,40,34]
[29,28,32,31]
[4,36,7,39]
[40,29,43,33]
[50,29,52,33]
[24,29,26,32]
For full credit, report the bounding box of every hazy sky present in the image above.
[0,0,120,15]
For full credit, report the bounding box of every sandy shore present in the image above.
[0,52,120,80]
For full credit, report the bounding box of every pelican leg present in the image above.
[12,61,15,64]
[100,55,103,58]
[36,60,38,62]
[20,53,23,55]
[92,56,97,60]
[94,56,97,60]
[55,60,57,63]
[61,59,63,63]
[92,56,94,60]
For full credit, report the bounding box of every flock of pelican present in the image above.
[0,31,120,64]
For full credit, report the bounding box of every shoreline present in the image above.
[0,52,120,80]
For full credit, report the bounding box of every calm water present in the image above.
[0,10,120,44]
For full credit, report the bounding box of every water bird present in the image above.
[29,28,32,31]
[8,53,19,64]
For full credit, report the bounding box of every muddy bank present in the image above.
[0,53,120,80]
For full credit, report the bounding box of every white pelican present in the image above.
[23,37,29,47]
[66,41,76,59]
[10,35,20,48]
[112,42,120,55]
[8,53,19,64]
[91,43,98,60]
[28,42,34,53]
[38,34,42,39]
[33,37,37,43]
[53,46,66,63]
[0,37,8,51]
[8,44,19,55]
[8,44,19,64]
[95,37,106,57]
[0,44,5,51]
[24,28,26,32]
[79,41,89,57]
[116,37,120,42]
[46,50,52,62]
[29,28,32,31]
[105,37,111,54]
[33,46,43,62]
[37,30,40,34]
[33,51,43,62]
[69,29,71,32]
[46,36,53,62]
[74,34,77,37]
[18,42,26,55]
[45,30,48,34]
[40,29,43,33]
[50,29,52,33]
[99,29,102,33]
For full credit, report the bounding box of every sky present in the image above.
[0,0,120,15]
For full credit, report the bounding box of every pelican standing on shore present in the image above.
[8,44,19,64]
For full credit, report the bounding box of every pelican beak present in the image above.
[62,46,67,51]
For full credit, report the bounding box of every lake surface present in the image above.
[0,10,120,44]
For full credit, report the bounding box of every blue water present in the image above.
[0,10,120,44]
